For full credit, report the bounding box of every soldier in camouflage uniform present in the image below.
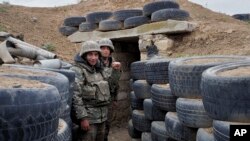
[98,38,121,141]
[70,41,111,141]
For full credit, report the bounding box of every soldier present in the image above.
[98,38,121,141]
[70,41,111,141]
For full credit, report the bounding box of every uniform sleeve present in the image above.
[70,66,88,120]
[109,69,122,101]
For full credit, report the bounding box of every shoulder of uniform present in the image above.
[70,65,82,72]
[71,65,88,75]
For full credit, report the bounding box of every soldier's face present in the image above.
[86,51,99,66]
[100,46,111,58]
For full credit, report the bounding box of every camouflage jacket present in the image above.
[70,54,111,124]
[101,57,121,101]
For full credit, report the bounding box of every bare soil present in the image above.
[183,58,237,65]
[217,66,250,77]
[0,76,45,88]
[0,66,55,76]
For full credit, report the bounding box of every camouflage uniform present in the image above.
[98,38,121,141]
[70,41,111,141]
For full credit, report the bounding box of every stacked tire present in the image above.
[60,16,86,36]
[0,65,73,141]
[201,61,250,141]
[168,56,250,141]
[130,79,152,141]
[129,58,177,141]
[143,0,190,23]
[0,76,60,141]
[146,58,177,141]
[129,60,148,140]
[80,11,113,32]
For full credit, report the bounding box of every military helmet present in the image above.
[98,38,114,52]
[79,41,101,57]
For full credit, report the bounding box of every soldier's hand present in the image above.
[81,119,90,131]
[112,62,121,70]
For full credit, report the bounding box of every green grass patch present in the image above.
[42,43,56,52]
[173,53,204,58]
[0,7,7,13]
[0,24,6,32]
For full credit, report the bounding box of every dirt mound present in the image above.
[0,0,250,61]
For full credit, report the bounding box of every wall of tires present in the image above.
[59,0,190,36]
[0,65,74,141]
[128,55,250,141]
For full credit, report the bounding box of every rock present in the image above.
[139,35,153,52]
[31,17,38,23]
[154,38,174,51]
[167,51,173,56]
[225,29,234,34]
[140,52,147,61]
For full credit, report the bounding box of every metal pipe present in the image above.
[7,37,57,59]
[0,41,15,63]
[34,59,62,69]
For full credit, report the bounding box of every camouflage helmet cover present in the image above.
[98,38,114,52]
[79,41,102,56]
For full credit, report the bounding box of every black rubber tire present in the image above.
[143,1,180,16]
[132,110,151,132]
[165,112,198,141]
[99,19,123,31]
[61,61,73,70]
[130,79,135,91]
[128,119,142,138]
[79,22,98,32]
[59,26,78,36]
[151,8,190,22]
[151,84,177,112]
[0,76,60,141]
[86,11,113,23]
[151,121,176,141]
[141,132,152,141]
[131,60,148,80]
[201,62,250,122]
[145,59,171,84]
[130,91,144,110]
[132,80,151,99]
[124,16,150,29]
[232,14,250,21]
[213,120,250,141]
[169,56,250,98]
[63,16,86,27]
[196,128,214,141]
[113,9,143,21]
[143,99,166,121]
[0,66,69,117]
[176,98,212,128]
[3,64,75,107]
[55,119,72,141]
